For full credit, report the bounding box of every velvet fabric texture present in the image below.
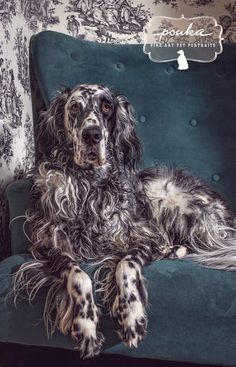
[31,31,236,213]
[1,31,236,366]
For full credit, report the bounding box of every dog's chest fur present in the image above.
[36,165,224,260]
[73,174,151,252]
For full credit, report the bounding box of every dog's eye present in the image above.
[70,102,80,112]
[101,101,112,114]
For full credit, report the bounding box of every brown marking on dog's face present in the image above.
[64,84,114,168]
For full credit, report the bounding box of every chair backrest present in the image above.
[30,31,236,212]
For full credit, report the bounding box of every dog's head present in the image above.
[38,84,142,171]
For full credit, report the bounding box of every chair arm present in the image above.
[6,179,33,255]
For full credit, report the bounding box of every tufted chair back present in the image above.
[30,31,236,211]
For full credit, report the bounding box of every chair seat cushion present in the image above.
[1,254,236,365]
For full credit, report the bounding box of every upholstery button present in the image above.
[139,115,146,123]
[189,118,198,127]
[216,66,226,77]
[212,174,220,182]
[165,66,174,74]
[70,51,78,61]
[116,62,124,70]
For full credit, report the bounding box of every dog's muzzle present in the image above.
[82,126,102,146]
[73,125,105,167]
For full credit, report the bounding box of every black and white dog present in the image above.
[12,84,236,358]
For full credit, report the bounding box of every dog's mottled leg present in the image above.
[24,168,105,357]
[111,254,148,347]
[48,251,105,358]
[63,261,104,358]
[13,248,104,358]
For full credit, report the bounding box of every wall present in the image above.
[0,0,236,258]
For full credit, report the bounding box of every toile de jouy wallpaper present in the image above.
[0,0,236,259]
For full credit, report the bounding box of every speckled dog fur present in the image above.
[11,84,236,358]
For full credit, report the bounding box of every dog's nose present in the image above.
[82,126,102,145]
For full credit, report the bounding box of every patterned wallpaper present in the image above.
[0,0,236,259]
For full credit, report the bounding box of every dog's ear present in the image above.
[112,94,142,171]
[36,88,71,161]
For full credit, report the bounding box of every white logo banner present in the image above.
[143,15,223,67]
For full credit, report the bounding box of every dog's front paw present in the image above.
[112,258,148,347]
[68,268,105,358]
[71,291,105,358]
[113,293,147,347]
[72,319,105,358]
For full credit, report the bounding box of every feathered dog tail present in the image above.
[9,257,73,336]
[186,213,236,270]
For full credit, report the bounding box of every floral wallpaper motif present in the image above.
[0,0,236,259]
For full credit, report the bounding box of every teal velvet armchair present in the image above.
[1,30,236,366]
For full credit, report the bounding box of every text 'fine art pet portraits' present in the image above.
[10,84,236,358]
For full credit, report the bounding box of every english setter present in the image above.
[12,84,236,358]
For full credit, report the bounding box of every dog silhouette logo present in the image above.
[177,50,189,70]
[144,15,223,65]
